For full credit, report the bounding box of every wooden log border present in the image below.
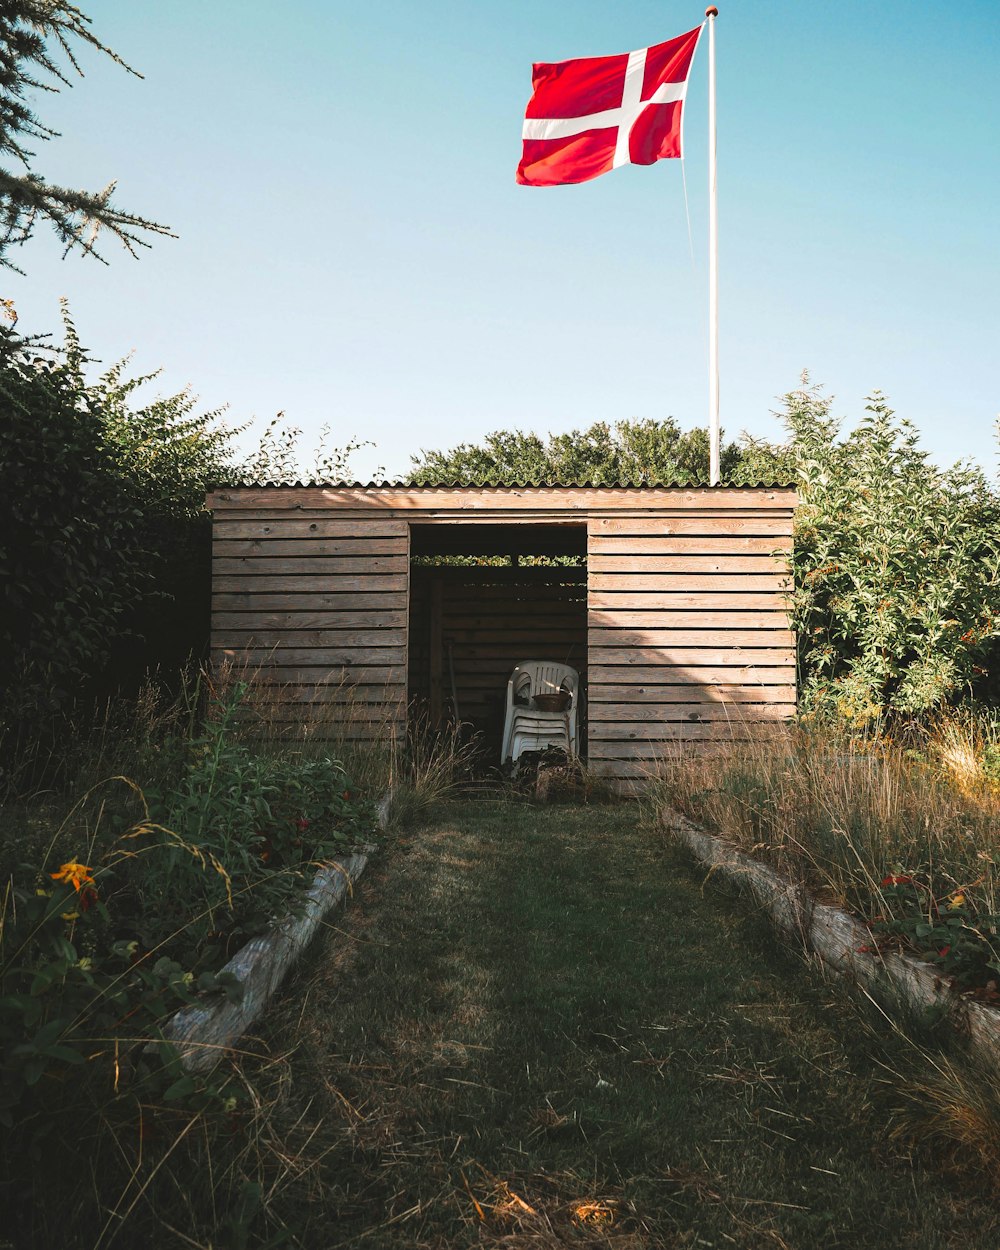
[162,800,390,1073]
[663,809,1000,1066]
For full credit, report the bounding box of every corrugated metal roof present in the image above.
[207,476,796,489]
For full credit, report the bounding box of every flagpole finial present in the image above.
[705,6,718,15]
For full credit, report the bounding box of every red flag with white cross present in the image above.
[517,25,703,187]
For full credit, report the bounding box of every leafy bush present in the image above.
[779,384,1000,720]
[0,309,237,737]
[407,417,746,484]
[0,678,378,1226]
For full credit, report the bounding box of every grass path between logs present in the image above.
[260,801,1000,1249]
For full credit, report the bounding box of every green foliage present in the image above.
[139,681,376,960]
[0,678,377,1224]
[875,874,1000,991]
[0,2,171,266]
[781,383,1000,719]
[0,312,143,717]
[0,308,237,733]
[407,417,746,485]
[228,413,367,485]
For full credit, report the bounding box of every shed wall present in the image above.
[585,512,796,785]
[212,513,409,736]
[207,487,797,770]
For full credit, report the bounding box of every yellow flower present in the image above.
[50,861,95,893]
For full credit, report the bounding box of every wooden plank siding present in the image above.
[206,486,796,773]
[585,510,795,785]
[210,514,410,740]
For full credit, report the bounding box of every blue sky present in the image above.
[6,0,999,480]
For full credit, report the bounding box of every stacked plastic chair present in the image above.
[500,661,579,768]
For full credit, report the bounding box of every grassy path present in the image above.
[262,801,1000,1248]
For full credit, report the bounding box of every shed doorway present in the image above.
[407,522,587,758]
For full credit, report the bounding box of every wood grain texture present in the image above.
[588,665,794,685]
[588,702,793,722]
[214,519,406,539]
[213,575,408,594]
[213,556,408,576]
[217,666,405,685]
[589,722,789,743]
[214,538,408,557]
[590,559,789,576]
[214,646,406,666]
[214,629,405,649]
[212,611,407,630]
[588,609,790,628]
[589,646,795,666]
[213,592,407,611]
[588,517,793,541]
[589,683,796,703]
[589,629,795,648]
[585,557,790,575]
[587,585,790,607]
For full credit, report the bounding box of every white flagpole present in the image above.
[706,5,720,486]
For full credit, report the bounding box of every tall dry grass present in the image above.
[652,718,1000,918]
[227,662,480,828]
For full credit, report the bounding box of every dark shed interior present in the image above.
[407,523,587,751]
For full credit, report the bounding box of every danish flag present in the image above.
[517,25,703,187]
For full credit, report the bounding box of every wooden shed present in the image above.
[208,484,797,786]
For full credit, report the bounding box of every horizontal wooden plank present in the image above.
[589,578,788,597]
[218,666,406,686]
[214,538,408,557]
[591,559,788,577]
[589,542,791,568]
[212,610,407,630]
[588,518,793,542]
[588,629,794,648]
[213,646,406,666]
[589,666,795,685]
[213,556,408,576]
[214,519,407,539]
[588,702,793,722]
[588,610,790,628]
[590,560,795,577]
[214,629,406,649]
[213,576,408,593]
[589,646,795,667]
[588,586,789,607]
[213,591,406,611]
[589,683,796,704]
[589,721,790,743]
[208,487,798,511]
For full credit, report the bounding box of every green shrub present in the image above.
[0,308,236,740]
[0,678,378,1219]
[780,385,1000,720]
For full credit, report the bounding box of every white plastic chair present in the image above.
[500,661,579,767]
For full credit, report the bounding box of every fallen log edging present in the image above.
[665,811,1000,1066]
[163,847,376,1073]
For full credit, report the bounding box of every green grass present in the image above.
[237,800,1000,1249]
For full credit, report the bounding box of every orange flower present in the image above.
[50,861,95,893]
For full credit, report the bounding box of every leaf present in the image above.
[163,1074,197,1101]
